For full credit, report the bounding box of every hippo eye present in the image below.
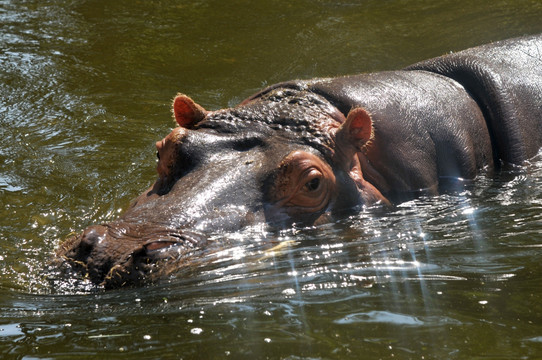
[156,151,160,160]
[287,167,331,211]
[304,177,321,192]
[265,149,337,225]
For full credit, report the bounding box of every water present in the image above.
[1,0,542,358]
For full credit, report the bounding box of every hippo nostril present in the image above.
[144,240,180,252]
[61,225,108,265]
[141,231,207,261]
[80,226,106,250]
[140,240,185,263]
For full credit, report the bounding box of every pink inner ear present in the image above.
[173,94,206,128]
[346,107,373,143]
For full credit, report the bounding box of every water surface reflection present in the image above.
[2,0,542,358]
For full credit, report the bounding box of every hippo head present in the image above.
[56,89,388,288]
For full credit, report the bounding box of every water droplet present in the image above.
[191,328,203,335]
[282,288,296,296]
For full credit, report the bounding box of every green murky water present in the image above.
[1,0,542,358]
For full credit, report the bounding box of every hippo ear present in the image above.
[336,107,374,150]
[172,94,207,128]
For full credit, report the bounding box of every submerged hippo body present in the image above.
[57,34,542,288]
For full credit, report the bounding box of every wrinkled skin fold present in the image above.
[56,34,542,288]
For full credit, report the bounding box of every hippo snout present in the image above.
[56,223,208,288]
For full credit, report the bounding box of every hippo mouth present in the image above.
[56,223,208,288]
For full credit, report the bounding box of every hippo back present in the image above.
[406,34,542,165]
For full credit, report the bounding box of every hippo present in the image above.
[56,34,542,288]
